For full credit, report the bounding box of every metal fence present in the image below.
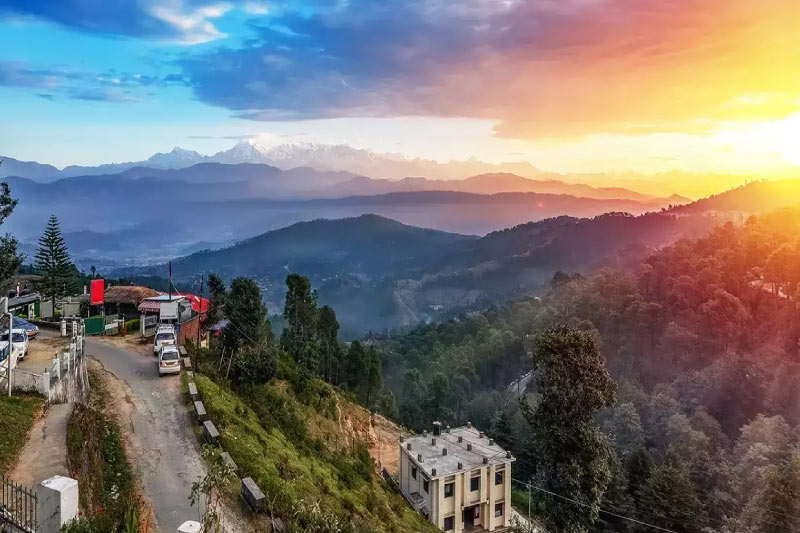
[0,475,37,532]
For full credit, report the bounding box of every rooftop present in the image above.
[104,285,159,305]
[401,423,513,479]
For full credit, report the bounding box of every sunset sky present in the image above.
[1,0,799,181]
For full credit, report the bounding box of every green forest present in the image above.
[375,207,800,532]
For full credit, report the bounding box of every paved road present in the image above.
[86,338,206,533]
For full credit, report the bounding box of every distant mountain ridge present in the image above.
[0,141,544,183]
[316,173,690,202]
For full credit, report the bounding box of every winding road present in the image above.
[86,338,206,533]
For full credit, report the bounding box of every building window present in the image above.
[470,476,480,492]
[444,516,454,531]
[411,466,417,480]
[495,503,504,517]
[423,478,429,493]
[444,482,455,498]
[495,470,504,485]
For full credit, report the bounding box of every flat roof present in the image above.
[401,425,513,479]
[143,294,187,302]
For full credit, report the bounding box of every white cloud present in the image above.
[149,2,232,45]
[243,1,270,15]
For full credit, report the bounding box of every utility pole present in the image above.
[2,297,11,397]
[196,275,203,350]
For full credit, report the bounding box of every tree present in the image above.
[741,456,800,533]
[0,160,23,291]
[639,455,705,533]
[34,215,73,309]
[205,273,227,328]
[522,326,617,533]
[317,305,341,383]
[223,277,266,352]
[365,345,382,408]
[343,340,367,391]
[230,343,277,386]
[282,273,318,372]
[492,410,515,451]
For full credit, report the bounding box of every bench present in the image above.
[221,451,238,473]
[241,477,265,512]
[187,382,199,402]
[193,401,207,423]
[203,420,220,446]
[179,346,188,356]
[182,357,192,370]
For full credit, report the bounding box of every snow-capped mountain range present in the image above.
[1,140,542,183]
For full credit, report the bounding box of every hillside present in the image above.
[671,178,800,215]
[190,371,437,533]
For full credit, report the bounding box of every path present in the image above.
[86,337,206,533]
[8,402,72,487]
[8,329,70,487]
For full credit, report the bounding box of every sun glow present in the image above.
[711,113,800,167]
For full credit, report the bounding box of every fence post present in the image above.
[36,476,79,533]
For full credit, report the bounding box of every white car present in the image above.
[153,327,177,356]
[158,345,181,376]
[0,329,28,361]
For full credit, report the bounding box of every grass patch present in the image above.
[194,374,438,533]
[0,393,45,474]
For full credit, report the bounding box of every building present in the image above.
[399,422,514,532]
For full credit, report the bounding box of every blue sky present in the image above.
[1,0,799,177]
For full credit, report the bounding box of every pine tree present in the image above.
[365,345,382,408]
[317,305,341,383]
[34,215,73,309]
[282,273,319,372]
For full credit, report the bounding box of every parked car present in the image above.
[12,317,39,339]
[0,340,9,366]
[153,326,177,356]
[158,345,181,376]
[0,329,28,360]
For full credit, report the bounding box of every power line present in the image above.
[511,477,679,533]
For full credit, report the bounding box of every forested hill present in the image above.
[376,206,800,532]
[671,178,800,215]
[167,214,473,280]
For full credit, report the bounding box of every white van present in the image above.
[153,326,177,356]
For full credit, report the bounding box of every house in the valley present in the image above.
[399,422,514,532]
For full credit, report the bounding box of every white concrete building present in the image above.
[399,422,514,532]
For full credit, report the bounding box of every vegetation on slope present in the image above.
[0,394,44,474]
[191,368,437,533]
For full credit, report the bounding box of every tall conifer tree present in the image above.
[35,215,73,309]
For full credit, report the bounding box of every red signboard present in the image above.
[90,279,105,305]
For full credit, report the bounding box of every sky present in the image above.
[1,0,799,178]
